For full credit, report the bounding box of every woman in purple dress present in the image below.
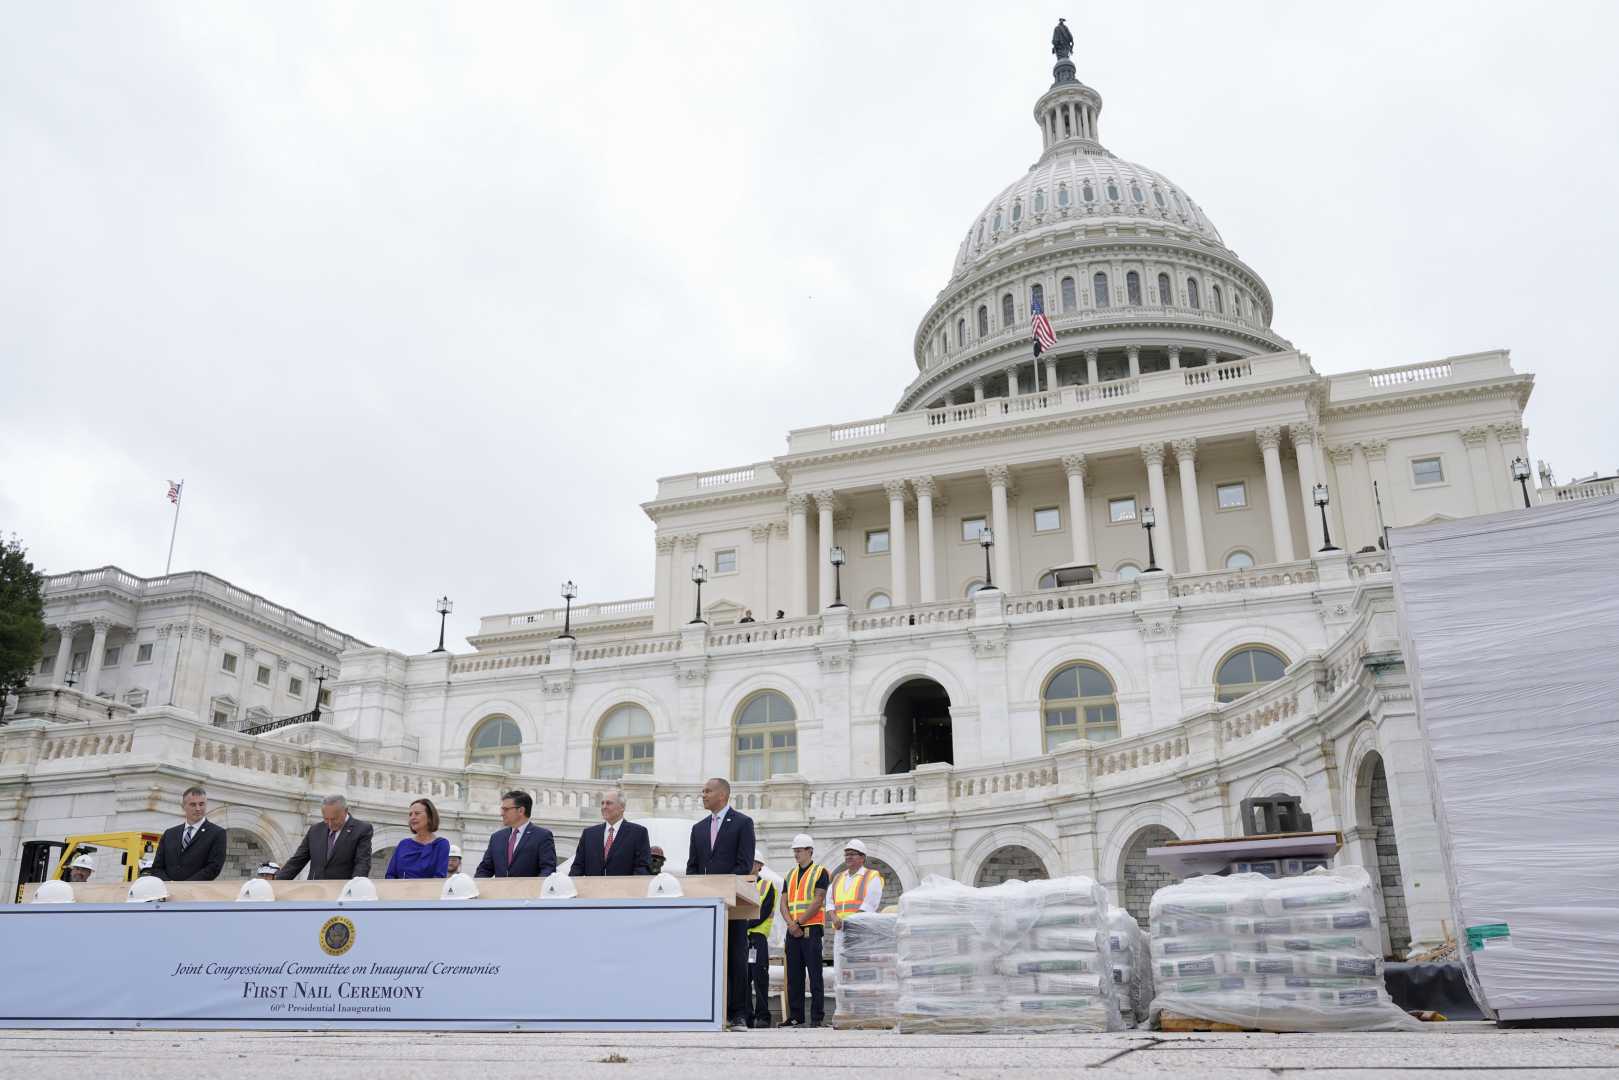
[385,798,451,879]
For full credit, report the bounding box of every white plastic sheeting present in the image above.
[1107,907,1153,1026]
[1390,497,1619,1020]
[834,912,899,1023]
[1148,867,1420,1031]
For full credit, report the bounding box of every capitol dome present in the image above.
[895,36,1291,413]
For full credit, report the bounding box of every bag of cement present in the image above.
[835,912,899,1027]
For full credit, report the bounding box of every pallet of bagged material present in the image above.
[1157,1010,1264,1033]
[831,1016,894,1030]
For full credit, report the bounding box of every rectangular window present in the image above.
[39,656,50,674]
[1411,456,1445,486]
[72,651,87,672]
[714,548,738,574]
[1216,481,1248,510]
[103,646,122,668]
[865,528,890,555]
[1108,497,1138,524]
[1033,506,1062,532]
[212,710,230,728]
[318,688,332,707]
[135,642,154,664]
[288,676,304,698]
[961,516,987,542]
[221,652,238,674]
[255,664,272,687]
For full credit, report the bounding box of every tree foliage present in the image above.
[0,535,47,699]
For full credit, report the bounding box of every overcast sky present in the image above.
[5,2,1617,652]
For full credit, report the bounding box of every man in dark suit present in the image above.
[686,776,756,1031]
[148,786,227,881]
[475,790,557,877]
[570,788,652,876]
[276,795,374,880]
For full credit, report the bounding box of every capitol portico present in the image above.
[3,31,1601,960]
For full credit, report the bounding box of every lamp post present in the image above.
[1511,457,1533,509]
[1140,507,1160,572]
[979,527,995,589]
[432,596,453,653]
[689,564,707,624]
[828,546,847,608]
[312,664,332,720]
[1312,483,1339,552]
[559,580,578,639]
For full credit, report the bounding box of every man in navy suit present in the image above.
[687,777,755,1030]
[148,786,228,881]
[570,788,652,876]
[474,790,557,878]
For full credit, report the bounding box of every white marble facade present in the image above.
[0,42,1575,957]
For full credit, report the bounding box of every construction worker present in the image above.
[648,845,667,875]
[447,845,463,876]
[66,854,95,883]
[781,833,829,1027]
[255,862,280,880]
[746,849,776,1028]
[828,838,884,932]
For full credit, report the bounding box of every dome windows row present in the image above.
[964,173,1210,266]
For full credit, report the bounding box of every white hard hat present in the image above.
[237,878,275,903]
[256,862,280,876]
[33,880,75,904]
[540,874,579,899]
[753,846,766,865]
[843,838,869,856]
[441,872,479,900]
[791,833,814,851]
[138,856,154,870]
[448,845,463,858]
[338,877,378,902]
[69,853,96,871]
[128,875,169,903]
[646,871,684,898]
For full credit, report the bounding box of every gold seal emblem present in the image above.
[318,915,356,956]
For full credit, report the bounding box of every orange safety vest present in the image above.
[785,862,826,927]
[831,867,883,920]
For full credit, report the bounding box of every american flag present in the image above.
[167,480,183,505]
[1031,292,1057,355]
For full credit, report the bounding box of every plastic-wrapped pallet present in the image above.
[1106,907,1151,1026]
[1148,866,1420,1031]
[834,912,899,1027]
[896,874,1124,1033]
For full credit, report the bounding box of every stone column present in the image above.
[1085,348,1100,385]
[1167,344,1181,370]
[678,534,701,622]
[985,465,1014,589]
[1126,345,1141,378]
[749,522,774,617]
[1290,422,1324,553]
[884,479,910,606]
[1140,443,1176,573]
[814,490,838,612]
[1005,366,1020,398]
[1351,443,1378,547]
[1328,446,1361,550]
[654,535,677,630]
[1045,358,1058,392]
[81,618,112,697]
[787,494,809,617]
[1363,440,1394,534]
[1172,438,1207,572]
[972,378,985,403]
[1204,348,1219,367]
[1494,422,1530,506]
[1461,426,1497,514]
[51,622,78,685]
[913,477,938,603]
[1061,454,1093,567]
[1257,426,1296,563]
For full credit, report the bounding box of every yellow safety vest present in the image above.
[830,867,883,921]
[751,877,777,938]
[785,862,825,927]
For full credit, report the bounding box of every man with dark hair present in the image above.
[148,786,227,881]
[475,789,556,878]
[687,777,756,1030]
[277,795,373,880]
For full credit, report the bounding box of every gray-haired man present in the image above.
[277,795,373,880]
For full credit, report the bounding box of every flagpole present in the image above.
[165,481,184,576]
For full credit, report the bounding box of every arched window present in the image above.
[992,209,1003,233]
[1092,272,1109,307]
[1130,181,1145,204]
[1001,293,1015,326]
[734,691,797,781]
[1116,563,1142,582]
[976,220,985,244]
[1172,191,1185,214]
[1153,186,1167,209]
[1186,277,1200,309]
[1061,276,1077,312]
[1225,550,1255,570]
[1037,571,1059,589]
[1212,284,1224,314]
[1030,283,1044,312]
[965,580,988,597]
[1157,273,1172,306]
[1033,189,1046,213]
[977,305,989,337]
[1081,179,1095,203]
[956,316,966,345]
[866,592,892,610]
[1058,183,1071,208]
[1105,179,1121,202]
[595,704,654,779]
[1215,646,1289,703]
[1126,271,1142,305]
[467,716,522,771]
[1011,199,1023,224]
[1042,662,1120,748]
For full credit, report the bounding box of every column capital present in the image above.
[1170,437,1198,464]
[655,534,678,554]
[1360,438,1389,461]
[678,533,701,552]
[1140,442,1166,468]
[772,520,791,537]
[911,475,938,499]
[785,492,811,515]
[1289,420,1318,448]
[1125,344,1140,358]
[749,522,774,543]
[1166,344,1181,358]
[1328,445,1356,466]
[985,464,1011,489]
[54,621,80,636]
[1492,420,1525,440]
[1083,348,1099,362]
[1205,349,1220,364]
[90,617,114,634]
[276,657,290,671]
[1255,425,1283,452]
[812,489,840,513]
[1460,426,1491,448]
[208,630,224,646]
[882,478,910,503]
[1060,453,1087,480]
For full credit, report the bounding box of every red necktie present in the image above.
[507,827,518,866]
[603,825,615,859]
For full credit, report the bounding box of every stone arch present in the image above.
[1020,639,1140,700]
[880,678,953,774]
[1099,802,1196,896]
[574,686,674,742]
[221,827,274,880]
[206,805,296,864]
[859,658,973,719]
[1117,824,1180,926]
[1193,624,1310,691]
[1239,766,1311,806]
[1355,750,1410,958]
[447,699,541,767]
[866,855,906,910]
[972,845,1050,887]
[960,825,1063,886]
[366,826,414,881]
[712,672,815,780]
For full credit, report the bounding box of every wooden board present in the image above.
[1158,1010,1268,1033]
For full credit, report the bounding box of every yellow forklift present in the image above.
[13,832,161,902]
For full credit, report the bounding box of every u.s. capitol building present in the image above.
[10,33,1597,957]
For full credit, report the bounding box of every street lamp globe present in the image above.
[1311,483,1339,552]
